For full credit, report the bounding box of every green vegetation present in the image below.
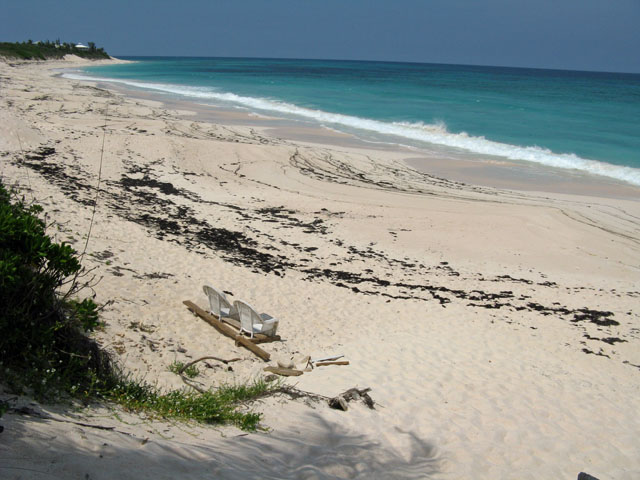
[0,181,103,399]
[0,40,110,60]
[169,360,200,378]
[110,378,267,430]
[0,181,271,430]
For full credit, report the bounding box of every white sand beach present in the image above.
[1,56,639,479]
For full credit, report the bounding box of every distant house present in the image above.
[75,43,89,50]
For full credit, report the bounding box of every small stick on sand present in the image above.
[315,361,350,367]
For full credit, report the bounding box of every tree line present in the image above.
[0,39,110,60]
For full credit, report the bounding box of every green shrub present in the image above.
[0,182,104,398]
[0,181,270,430]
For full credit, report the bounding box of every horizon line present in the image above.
[109,53,640,76]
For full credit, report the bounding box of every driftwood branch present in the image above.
[179,376,207,393]
[247,384,374,412]
[177,355,242,393]
[177,356,241,375]
[270,385,332,402]
[328,388,374,411]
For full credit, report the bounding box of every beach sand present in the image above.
[1,56,639,480]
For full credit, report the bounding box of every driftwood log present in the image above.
[328,387,374,411]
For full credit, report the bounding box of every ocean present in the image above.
[65,57,640,186]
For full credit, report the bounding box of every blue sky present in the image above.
[2,0,639,73]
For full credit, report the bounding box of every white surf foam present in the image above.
[63,72,640,186]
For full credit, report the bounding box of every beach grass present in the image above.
[169,360,200,378]
[109,377,267,430]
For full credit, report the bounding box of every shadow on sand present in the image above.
[1,410,440,479]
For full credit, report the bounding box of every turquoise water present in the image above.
[70,57,640,185]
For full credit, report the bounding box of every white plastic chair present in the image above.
[202,284,238,320]
[233,299,279,338]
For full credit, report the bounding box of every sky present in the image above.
[2,0,640,73]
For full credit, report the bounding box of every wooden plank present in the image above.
[183,300,271,362]
[264,366,303,377]
[316,361,350,367]
[220,316,241,330]
[232,335,271,361]
[184,301,237,336]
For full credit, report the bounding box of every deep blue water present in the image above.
[70,57,640,185]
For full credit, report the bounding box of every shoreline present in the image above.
[1,57,639,479]
[67,61,640,199]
